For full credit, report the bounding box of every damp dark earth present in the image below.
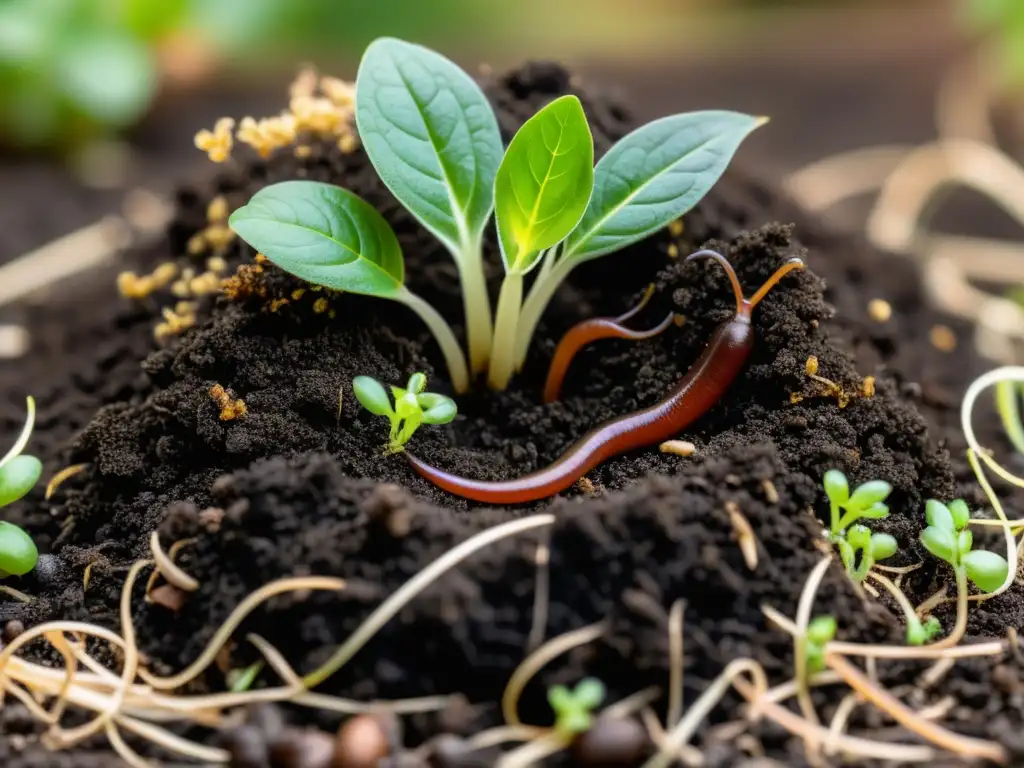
[2,59,1024,768]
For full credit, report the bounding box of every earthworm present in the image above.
[405,250,804,504]
[542,283,677,404]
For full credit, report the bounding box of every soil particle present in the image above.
[2,61,1024,767]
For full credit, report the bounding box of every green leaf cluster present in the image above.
[920,498,1009,593]
[0,397,41,578]
[352,372,456,453]
[822,469,898,582]
[230,36,763,393]
[547,678,605,735]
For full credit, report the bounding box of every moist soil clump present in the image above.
[3,63,1024,766]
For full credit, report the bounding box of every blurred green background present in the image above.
[0,0,962,152]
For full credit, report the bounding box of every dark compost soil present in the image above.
[2,62,1024,767]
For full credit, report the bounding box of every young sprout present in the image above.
[548,678,606,735]
[803,615,836,675]
[921,499,1009,592]
[0,397,41,578]
[905,616,943,647]
[920,498,1009,646]
[822,469,897,581]
[352,372,457,454]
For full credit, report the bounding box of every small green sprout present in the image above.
[822,469,897,581]
[804,615,836,675]
[906,616,943,647]
[0,397,41,578]
[352,372,457,454]
[548,678,605,735]
[921,498,1009,593]
[226,660,264,693]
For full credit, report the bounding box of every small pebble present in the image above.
[148,583,187,612]
[222,725,269,768]
[929,324,957,352]
[2,619,25,643]
[269,729,335,768]
[32,554,64,587]
[334,714,392,767]
[867,298,892,322]
[571,714,649,766]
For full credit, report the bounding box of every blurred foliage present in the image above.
[965,0,1024,89]
[0,0,488,151]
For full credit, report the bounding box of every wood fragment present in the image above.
[725,501,758,570]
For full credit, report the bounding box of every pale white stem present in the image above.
[488,273,524,390]
[396,288,470,393]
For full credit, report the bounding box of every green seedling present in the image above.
[0,397,41,578]
[230,36,763,392]
[803,615,836,675]
[352,372,457,454]
[822,469,898,581]
[905,616,943,647]
[548,677,605,735]
[921,498,1009,593]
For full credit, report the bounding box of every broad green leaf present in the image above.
[962,550,1009,593]
[355,37,503,253]
[948,499,972,530]
[0,521,38,576]
[494,95,594,273]
[925,500,954,533]
[421,398,456,425]
[352,376,394,416]
[921,526,955,564]
[563,111,764,262]
[847,480,891,510]
[822,469,849,506]
[869,533,898,561]
[230,181,405,297]
[406,372,427,394]
[418,393,457,424]
[0,455,41,507]
[58,31,157,125]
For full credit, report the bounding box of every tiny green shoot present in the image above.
[547,677,606,735]
[352,372,457,454]
[920,497,1009,646]
[0,397,41,578]
[921,498,1009,593]
[822,469,897,581]
[803,615,836,675]
[231,36,763,392]
[226,660,264,693]
[905,615,943,647]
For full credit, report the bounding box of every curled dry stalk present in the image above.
[762,598,1008,762]
[0,514,556,766]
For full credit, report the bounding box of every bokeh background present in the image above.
[0,0,1021,300]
